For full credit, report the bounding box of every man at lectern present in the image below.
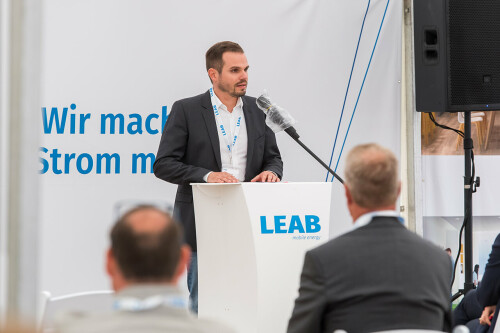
[153,41,283,313]
[287,143,451,333]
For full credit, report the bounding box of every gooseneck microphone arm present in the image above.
[256,93,344,185]
[283,127,344,185]
[256,94,344,185]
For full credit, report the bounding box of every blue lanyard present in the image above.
[209,87,242,156]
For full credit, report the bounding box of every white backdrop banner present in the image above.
[40,0,402,299]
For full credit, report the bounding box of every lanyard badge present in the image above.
[209,87,242,162]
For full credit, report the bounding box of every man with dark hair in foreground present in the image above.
[56,206,235,333]
[287,143,452,333]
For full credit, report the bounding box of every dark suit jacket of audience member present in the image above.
[477,233,500,333]
[453,289,487,333]
[287,216,452,333]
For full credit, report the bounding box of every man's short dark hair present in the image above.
[110,205,183,282]
[206,41,244,73]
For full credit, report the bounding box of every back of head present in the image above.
[110,205,182,282]
[205,41,244,73]
[344,143,399,209]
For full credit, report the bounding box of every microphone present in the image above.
[256,92,299,140]
[255,91,344,185]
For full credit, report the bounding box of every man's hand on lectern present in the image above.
[207,172,239,183]
[251,171,280,183]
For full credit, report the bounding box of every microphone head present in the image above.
[256,94,273,112]
[255,91,297,134]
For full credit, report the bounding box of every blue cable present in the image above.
[333,0,391,175]
[325,0,371,182]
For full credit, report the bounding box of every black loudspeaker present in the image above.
[414,0,500,112]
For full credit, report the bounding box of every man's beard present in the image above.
[231,90,246,98]
[217,81,247,98]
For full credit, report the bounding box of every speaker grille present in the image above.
[448,0,500,108]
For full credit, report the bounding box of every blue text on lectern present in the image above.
[260,215,321,234]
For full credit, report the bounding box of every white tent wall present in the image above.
[423,156,500,217]
[38,0,403,297]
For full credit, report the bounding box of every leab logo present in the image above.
[260,215,321,234]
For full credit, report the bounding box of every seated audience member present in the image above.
[477,233,500,333]
[446,247,455,268]
[453,289,487,333]
[56,205,235,333]
[287,143,452,333]
[474,264,480,287]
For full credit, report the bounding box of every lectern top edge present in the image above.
[191,182,332,186]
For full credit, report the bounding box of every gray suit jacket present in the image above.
[287,216,452,333]
[153,90,283,251]
[55,285,235,333]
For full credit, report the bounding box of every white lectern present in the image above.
[192,182,332,333]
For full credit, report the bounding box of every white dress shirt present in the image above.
[203,91,248,181]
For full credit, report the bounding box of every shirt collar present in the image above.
[117,284,181,299]
[235,96,244,109]
[352,210,403,231]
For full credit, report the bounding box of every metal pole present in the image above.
[463,111,474,294]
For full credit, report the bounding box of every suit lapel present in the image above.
[201,91,222,170]
[243,96,255,178]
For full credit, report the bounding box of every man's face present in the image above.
[214,52,249,98]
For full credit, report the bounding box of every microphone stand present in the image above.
[283,127,344,185]
[451,111,478,302]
